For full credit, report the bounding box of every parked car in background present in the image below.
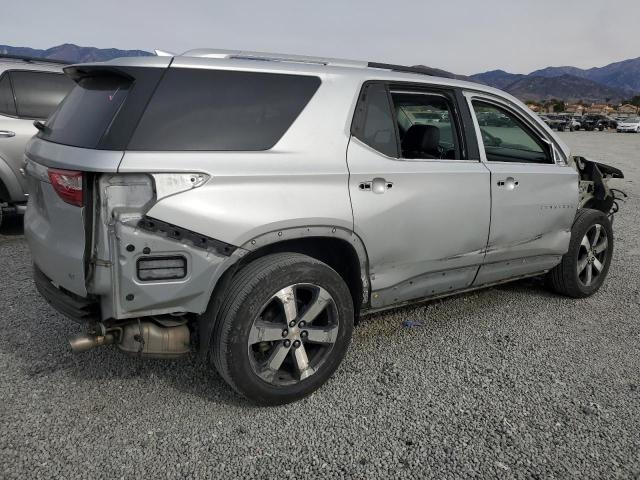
[616,116,640,133]
[539,113,561,129]
[556,116,581,132]
[581,115,617,131]
[24,50,623,404]
[0,55,73,227]
[538,114,578,132]
[477,110,511,127]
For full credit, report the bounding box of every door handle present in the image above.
[497,177,519,190]
[359,177,393,194]
[0,130,16,138]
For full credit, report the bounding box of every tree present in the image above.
[553,101,566,113]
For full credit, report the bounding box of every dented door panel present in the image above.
[347,138,491,309]
[481,162,578,265]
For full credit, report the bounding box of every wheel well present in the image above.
[237,237,365,315]
[198,236,367,357]
[582,198,613,215]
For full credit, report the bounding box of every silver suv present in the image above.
[0,55,73,226]
[24,50,624,405]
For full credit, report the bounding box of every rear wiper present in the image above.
[33,120,48,132]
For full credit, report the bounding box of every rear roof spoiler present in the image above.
[0,54,69,65]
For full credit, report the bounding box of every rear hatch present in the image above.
[24,61,169,297]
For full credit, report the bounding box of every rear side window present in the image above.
[351,83,398,157]
[0,74,16,116]
[391,91,461,160]
[39,75,132,148]
[10,71,73,119]
[128,69,321,151]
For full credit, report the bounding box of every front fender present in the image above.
[573,156,625,212]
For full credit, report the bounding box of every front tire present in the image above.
[210,253,354,405]
[547,209,613,298]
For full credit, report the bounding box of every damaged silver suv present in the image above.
[25,50,624,405]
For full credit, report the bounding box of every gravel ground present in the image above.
[1,131,639,479]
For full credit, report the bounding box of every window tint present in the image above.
[10,71,74,119]
[39,74,132,148]
[0,74,16,116]
[352,83,398,157]
[391,91,460,160]
[472,101,551,164]
[128,69,321,151]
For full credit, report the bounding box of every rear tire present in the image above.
[209,253,354,405]
[546,209,613,298]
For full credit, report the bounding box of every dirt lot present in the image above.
[0,131,638,479]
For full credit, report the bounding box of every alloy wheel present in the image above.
[577,224,608,287]
[247,283,340,386]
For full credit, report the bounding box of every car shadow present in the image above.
[0,214,24,236]
[2,284,249,407]
[6,271,558,408]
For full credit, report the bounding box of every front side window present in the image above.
[391,91,461,160]
[128,69,321,151]
[10,71,74,119]
[472,101,552,164]
[0,74,16,116]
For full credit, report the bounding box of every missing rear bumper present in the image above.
[34,266,99,323]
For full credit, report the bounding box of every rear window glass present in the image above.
[0,74,16,116]
[10,71,73,119]
[127,69,321,151]
[39,75,131,148]
[352,83,398,157]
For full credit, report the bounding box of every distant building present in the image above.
[585,104,614,115]
[564,104,584,115]
[618,104,639,115]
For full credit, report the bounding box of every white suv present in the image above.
[24,50,624,404]
[0,55,73,226]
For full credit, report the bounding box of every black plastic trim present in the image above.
[34,266,99,323]
[454,88,480,160]
[136,255,187,281]
[137,216,237,256]
[367,62,453,78]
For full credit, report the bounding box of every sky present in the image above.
[3,0,639,75]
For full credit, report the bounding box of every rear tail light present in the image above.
[137,256,187,281]
[48,169,83,207]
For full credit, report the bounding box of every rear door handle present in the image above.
[497,177,519,190]
[0,130,16,138]
[359,177,393,194]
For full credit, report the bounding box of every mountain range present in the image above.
[1,43,639,103]
[0,43,151,63]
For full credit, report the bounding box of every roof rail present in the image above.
[179,49,455,79]
[181,49,368,68]
[0,53,70,65]
[367,62,454,79]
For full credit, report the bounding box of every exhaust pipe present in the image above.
[68,319,190,358]
[69,332,116,353]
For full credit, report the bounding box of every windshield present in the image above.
[624,117,640,123]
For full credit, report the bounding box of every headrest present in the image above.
[401,124,440,157]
